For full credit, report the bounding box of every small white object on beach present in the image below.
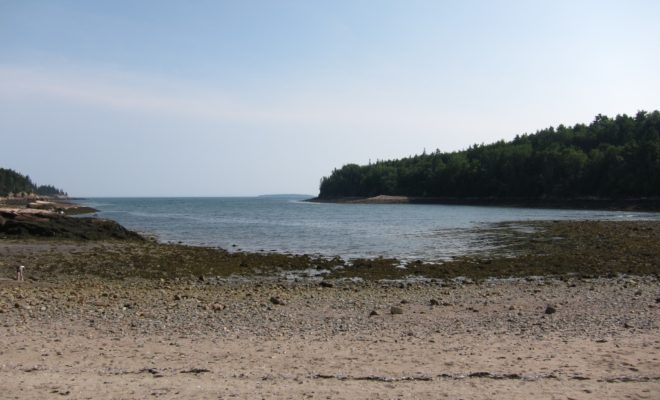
[16,265,25,281]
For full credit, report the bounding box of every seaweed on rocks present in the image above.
[1,219,658,282]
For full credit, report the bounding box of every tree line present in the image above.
[318,111,660,199]
[0,167,67,197]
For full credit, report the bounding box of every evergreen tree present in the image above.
[318,111,660,199]
[0,168,66,197]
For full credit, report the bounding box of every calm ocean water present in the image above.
[78,196,660,261]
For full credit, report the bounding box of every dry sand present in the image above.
[1,274,659,399]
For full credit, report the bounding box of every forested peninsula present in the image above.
[0,168,111,238]
[0,167,66,197]
[316,111,660,209]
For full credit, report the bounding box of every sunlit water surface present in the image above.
[78,196,660,261]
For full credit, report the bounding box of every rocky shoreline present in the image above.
[0,209,140,240]
[308,195,660,211]
[0,196,97,215]
[1,270,658,399]
[0,215,659,399]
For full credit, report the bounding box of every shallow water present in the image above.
[78,196,660,261]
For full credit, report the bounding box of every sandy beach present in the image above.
[1,213,659,399]
[2,268,659,399]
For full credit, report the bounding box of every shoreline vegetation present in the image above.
[317,112,660,208]
[0,167,67,197]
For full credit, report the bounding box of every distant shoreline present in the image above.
[307,195,660,212]
[0,196,97,215]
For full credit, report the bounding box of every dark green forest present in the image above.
[319,111,660,199]
[0,168,66,197]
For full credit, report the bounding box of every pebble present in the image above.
[390,306,403,315]
[1,266,657,342]
[270,297,286,306]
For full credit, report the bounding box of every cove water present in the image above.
[77,196,659,261]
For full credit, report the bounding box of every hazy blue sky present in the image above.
[1,0,659,196]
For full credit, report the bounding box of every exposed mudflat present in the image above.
[1,220,658,281]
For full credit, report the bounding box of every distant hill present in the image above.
[0,167,67,197]
[318,111,660,200]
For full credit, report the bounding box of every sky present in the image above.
[1,0,659,197]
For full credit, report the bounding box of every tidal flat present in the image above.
[1,220,659,399]
[1,220,659,282]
